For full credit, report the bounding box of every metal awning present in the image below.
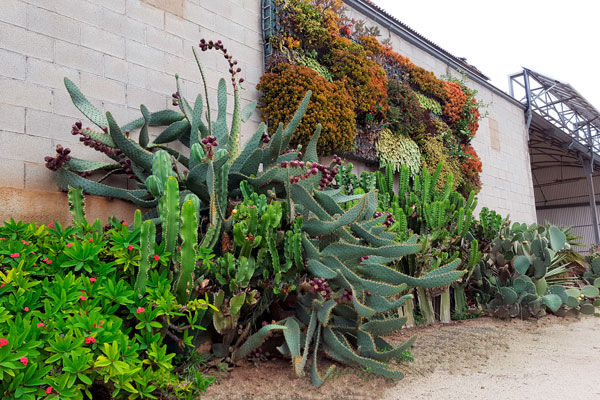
[509,67,600,245]
[509,68,600,158]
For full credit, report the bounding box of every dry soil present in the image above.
[204,315,600,400]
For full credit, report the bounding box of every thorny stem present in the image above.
[193,47,212,136]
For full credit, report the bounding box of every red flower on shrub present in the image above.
[10,253,19,258]
[0,283,5,287]
[0,338,8,347]
[48,222,54,228]
[37,322,45,328]
[80,296,87,301]
[19,357,28,366]
[66,242,73,247]
[24,307,29,312]
[89,277,96,283]
[22,240,29,245]
[127,245,133,251]
[45,387,53,394]
[122,222,128,227]
[136,307,145,314]
[154,254,160,261]
[85,336,96,344]
[88,238,93,243]
[45,259,52,265]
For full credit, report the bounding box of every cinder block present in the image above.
[1,0,27,27]
[0,104,26,133]
[165,12,200,41]
[126,85,167,111]
[0,131,54,163]
[126,40,165,71]
[25,162,59,191]
[104,55,129,82]
[55,41,104,75]
[81,25,126,58]
[95,0,126,14]
[80,72,126,105]
[53,91,84,119]
[145,68,176,95]
[26,5,80,43]
[127,63,148,88]
[126,0,164,28]
[25,109,74,140]
[0,158,25,189]
[52,0,103,24]
[0,78,53,112]
[0,22,54,61]
[146,26,184,56]
[184,3,216,32]
[26,58,79,89]
[230,4,260,30]
[141,0,185,17]
[102,8,146,43]
[0,49,26,80]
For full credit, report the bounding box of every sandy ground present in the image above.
[204,316,600,400]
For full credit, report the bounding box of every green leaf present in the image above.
[581,285,599,298]
[548,226,566,251]
[513,255,531,275]
[541,294,562,312]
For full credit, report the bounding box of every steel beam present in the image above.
[581,155,600,245]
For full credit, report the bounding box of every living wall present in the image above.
[258,0,484,197]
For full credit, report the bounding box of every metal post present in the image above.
[581,155,600,245]
[523,69,533,141]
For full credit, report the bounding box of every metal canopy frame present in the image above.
[509,68,600,245]
[509,68,600,159]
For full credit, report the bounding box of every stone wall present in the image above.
[0,0,537,224]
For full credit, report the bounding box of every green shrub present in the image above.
[0,219,213,399]
[257,63,356,155]
[375,128,421,176]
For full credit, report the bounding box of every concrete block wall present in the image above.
[0,0,537,224]
[0,0,263,223]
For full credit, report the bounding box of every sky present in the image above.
[372,0,600,108]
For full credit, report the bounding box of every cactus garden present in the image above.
[0,4,598,398]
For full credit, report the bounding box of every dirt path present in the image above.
[384,316,600,399]
[204,316,600,399]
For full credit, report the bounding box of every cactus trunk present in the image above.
[439,287,451,323]
[397,291,415,328]
[417,287,436,325]
[453,283,467,314]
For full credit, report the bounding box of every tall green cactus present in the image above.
[67,186,87,226]
[135,220,156,294]
[175,200,198,303]
[159,176,180,255]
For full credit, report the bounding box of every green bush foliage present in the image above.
[258,63,356,155]
[415,92,443,115]
[375,128,421,176]
[322,37,389,118]
[420,137,463,191]
[0,218,213,399]
[386,79,427,141]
